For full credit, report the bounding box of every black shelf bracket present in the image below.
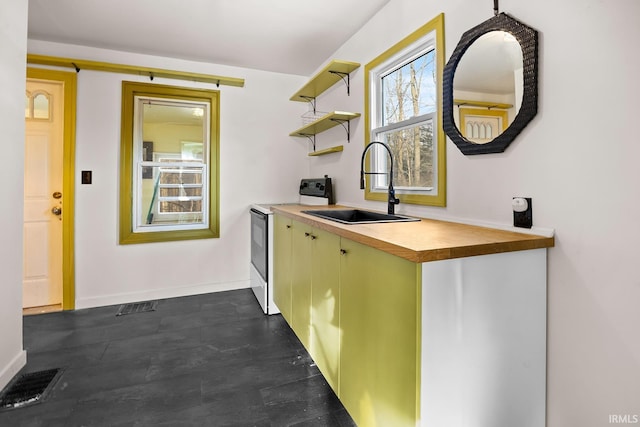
[329,71,351,96]
[299,96,317,114]
[300,134,316,151]
[330,118,352,143]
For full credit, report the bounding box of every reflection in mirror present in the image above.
[137,100,207,230]
[459,107,507,144]
[442,13,538,155]
[453,31,523,144]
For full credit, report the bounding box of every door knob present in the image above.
[51,206,62,215]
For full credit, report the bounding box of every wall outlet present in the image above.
[512,197,532,228]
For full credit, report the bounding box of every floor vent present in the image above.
[116,300,158,316]
[0,368,62,410]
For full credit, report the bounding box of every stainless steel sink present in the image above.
[302,209,420,224]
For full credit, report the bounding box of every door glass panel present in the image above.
[33,92,51,119]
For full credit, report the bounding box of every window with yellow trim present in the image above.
[365,14,446,207]
[119,82,219,244]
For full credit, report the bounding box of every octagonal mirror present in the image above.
[443,13,538,155]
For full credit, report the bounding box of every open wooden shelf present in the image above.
[290,111,360,137]
[289,59,360,155]
[290,60,360,102]
[308,145,344,156]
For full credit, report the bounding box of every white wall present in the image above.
[27,41,309,308]
[11,0,638,424]
[0,1,28,389]
[308,0,640,425]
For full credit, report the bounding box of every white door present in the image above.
[23,79,64,309]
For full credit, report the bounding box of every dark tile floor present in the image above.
[0,289,356,427]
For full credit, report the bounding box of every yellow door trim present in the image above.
[26,68,76,310]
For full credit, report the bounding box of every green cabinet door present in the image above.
[310,227,341,393]
[339,238,422,427]
[273,215,292,322]
[290,220,313,349]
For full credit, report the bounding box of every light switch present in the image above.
[81,170,92,184]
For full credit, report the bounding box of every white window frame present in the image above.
[132,97,210,233]
[369,31,439,196]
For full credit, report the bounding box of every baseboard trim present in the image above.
[75,279,250,310]
[0,350,27,391]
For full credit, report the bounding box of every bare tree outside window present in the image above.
[377,50,436,189]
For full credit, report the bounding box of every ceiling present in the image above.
[27,0,391,76]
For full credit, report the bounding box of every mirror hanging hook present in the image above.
[493,0,499,16]
[71,62,80,73]
[149,72,154,81]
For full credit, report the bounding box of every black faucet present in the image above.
[360,141,400,215]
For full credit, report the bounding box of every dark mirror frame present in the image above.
[443,13,538,155]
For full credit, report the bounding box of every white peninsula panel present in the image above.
[421,248,547,427]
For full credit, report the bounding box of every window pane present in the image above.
[142,103,205,161]
[137,164,205,227]
[381,50,436,126]
[374,120,434,189]
[159,187,202,197]
[159,168,203,185]
[160,200,203,214]
[33,92,51,119]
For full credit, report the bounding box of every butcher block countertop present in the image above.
[271,204,555,263]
